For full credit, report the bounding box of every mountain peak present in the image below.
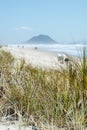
[26,34,57,43]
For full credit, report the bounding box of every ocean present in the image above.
[8,43,87,57]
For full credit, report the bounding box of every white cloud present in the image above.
[16,26,32,31]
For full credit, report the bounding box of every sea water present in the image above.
[8,43,87,57]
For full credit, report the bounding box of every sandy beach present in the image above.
[1,46,68,70]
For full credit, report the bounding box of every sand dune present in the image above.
[0,46,80,130]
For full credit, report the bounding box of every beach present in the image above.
[1,46,68,70]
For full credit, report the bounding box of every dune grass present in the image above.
[0,49,87,129]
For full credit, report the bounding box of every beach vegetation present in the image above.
[0,49,87,129]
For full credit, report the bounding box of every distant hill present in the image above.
[26,34,57,44]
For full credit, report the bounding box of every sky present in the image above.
[0,0,87,44]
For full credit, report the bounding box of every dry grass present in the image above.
[0,49,87,129]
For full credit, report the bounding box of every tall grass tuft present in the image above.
[0,49,87,129]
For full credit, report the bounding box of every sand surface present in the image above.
[0,122,33,130]
[1,46,67,70]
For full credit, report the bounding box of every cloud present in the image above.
[16,26,32,31]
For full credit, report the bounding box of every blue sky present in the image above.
[0,0,87,44]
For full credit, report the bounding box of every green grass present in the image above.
[0,49,87,129]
